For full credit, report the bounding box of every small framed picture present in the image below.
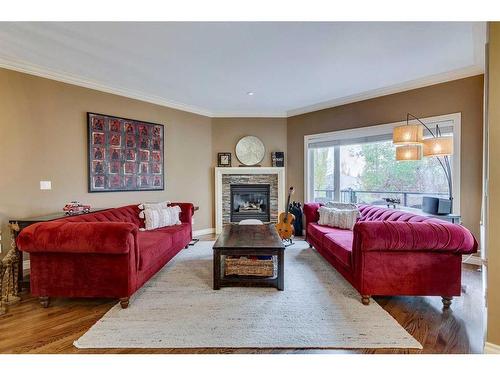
[92,147,105,160]
[152,151,161,162]
[140,150,150,162]
[218,152,232,167]
[124,162,136,174]
[124,176,136,189]
[92,175,105,189]
[109,161,121,174]
[125,149,136,161]
[110,148,121,161]
[109,175,122,189]
[151,162,161,174]
[139,162,149,174]
[139,175,150,188]
[139,137,149,149]
[125,135,136,148]
[125,122,135,134]
[153,176,162,187]
[92,117,105,131]
[271,151,285,167]
[92,161,105,174]
[92,132,105,145]
[109,119,121,132]
[110,134,121,146]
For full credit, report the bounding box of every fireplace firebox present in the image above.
[230,184,270,223]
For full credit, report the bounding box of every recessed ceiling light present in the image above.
[247,91,254,96]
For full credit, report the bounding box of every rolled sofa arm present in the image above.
[169,202,194,224]
[353,220,478,254]
[17,221,138,254]
[304,203,323,225]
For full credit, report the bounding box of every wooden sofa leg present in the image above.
[185,245,189,249]
[442,296,453,309]
[120,297,130,309]
[361,295,370,305]
[39,296,50,308]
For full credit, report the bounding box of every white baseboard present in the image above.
[193,228,215,237]
[484,341,500,354]
[463,254,483,266]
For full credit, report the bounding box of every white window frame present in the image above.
[304,112,461,214]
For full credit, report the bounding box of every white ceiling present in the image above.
[0,22,486,117]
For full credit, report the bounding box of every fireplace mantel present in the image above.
[214,167,286,234]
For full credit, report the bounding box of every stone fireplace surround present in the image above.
[215,167,286,234]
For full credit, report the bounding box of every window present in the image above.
[305,113,461,213]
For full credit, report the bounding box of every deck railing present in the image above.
[313,189,448,208]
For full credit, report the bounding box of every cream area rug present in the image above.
[74,240,422,349]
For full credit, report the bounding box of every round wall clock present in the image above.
[235,136,265,166]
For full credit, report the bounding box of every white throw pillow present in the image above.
[138,201,171,218]
[318,205,360,230]
[141,206,182,231]
[325,201,358,210]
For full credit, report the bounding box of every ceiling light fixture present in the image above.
[247,92,254,96]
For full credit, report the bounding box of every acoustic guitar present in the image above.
[275,187,295,240]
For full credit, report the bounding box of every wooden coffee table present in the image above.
[213,224,286,290]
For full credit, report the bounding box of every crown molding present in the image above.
[286,65,485,117]
[0,57,215,117]
[212,111,287,118]
[0,57,484,119]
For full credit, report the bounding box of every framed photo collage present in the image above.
[88,112,164,192]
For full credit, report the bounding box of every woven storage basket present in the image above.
[224,257,275,277]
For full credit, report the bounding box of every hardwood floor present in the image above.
[0,235,485,354]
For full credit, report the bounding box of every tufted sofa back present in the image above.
[357,204,442,223]
[303,202,447,226]
[59,205,144,227]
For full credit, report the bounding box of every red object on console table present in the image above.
[16,203,194,308]
[304,203,478,308]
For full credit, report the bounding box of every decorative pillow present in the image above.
[325,201,358,210]
[141,206,181,231]
[318,205,360,230]
[138,201,171,218]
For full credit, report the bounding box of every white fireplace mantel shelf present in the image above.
[214,167,286,234]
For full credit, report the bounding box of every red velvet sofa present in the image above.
[17,203,194,308]
[304,203,478,307]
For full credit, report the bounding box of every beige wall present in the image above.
[287,75,484,240]
[0,68,213,255]
[487,22,500,347]
[211,118,287,167]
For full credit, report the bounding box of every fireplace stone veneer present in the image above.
[215,167,285,234]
